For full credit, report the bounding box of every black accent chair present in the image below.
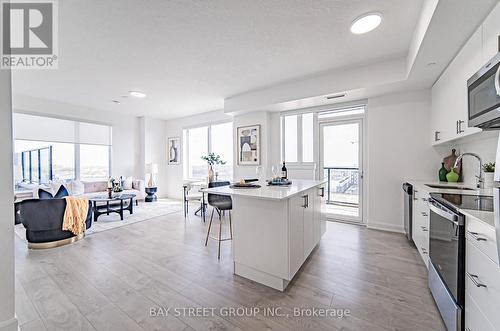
[205,181,233,259]
[17,198,92,248]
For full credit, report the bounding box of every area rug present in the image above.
[14,199,183,242]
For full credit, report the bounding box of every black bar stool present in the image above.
[205,181,232,259]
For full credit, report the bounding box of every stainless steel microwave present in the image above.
[468,52,500,129]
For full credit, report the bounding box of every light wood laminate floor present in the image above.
[15,210,446,331]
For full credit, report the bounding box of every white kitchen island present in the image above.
[204,180,327,291]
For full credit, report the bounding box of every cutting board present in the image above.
[443,149,462,180]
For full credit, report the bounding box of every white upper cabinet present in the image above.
[482,4,500,63]
[431,3,500,145]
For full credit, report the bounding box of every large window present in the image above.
[284,115,298,162]
[14,140,109,185]
[183,122,233,180]
[281,113,314,163]
[14,140,75,185]
[80,144,110,181]
[187,126,208,179]
[13,113,112,186]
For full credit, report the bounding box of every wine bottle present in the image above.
[281,162,287,179]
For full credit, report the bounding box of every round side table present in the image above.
[145,187,158,202]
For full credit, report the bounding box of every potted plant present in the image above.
[201,153,226,182]
[482,162,495,188]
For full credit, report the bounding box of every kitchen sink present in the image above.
[425,184,475,191]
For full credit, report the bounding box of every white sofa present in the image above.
[14,179,146,203]
[81,180,146,202]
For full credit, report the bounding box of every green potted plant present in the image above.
[482,162,495,188]
[201,153,226,182]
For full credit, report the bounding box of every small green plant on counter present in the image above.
[201,153,226,166]
[483,162,495,173]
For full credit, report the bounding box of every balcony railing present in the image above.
[323,167,359,206]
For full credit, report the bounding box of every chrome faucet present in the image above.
[454,152,484,189]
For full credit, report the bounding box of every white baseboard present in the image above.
[366,221,405,234]
[0,317,18,331]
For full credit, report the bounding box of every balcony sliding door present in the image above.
[319,119,363,223]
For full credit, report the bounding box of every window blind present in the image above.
[13,113,112,146]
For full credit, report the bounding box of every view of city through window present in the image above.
[14,140,110,189]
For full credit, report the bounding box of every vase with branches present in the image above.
[201,153,226,182]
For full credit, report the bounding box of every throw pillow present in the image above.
[38,188,54,200]
[38,186,69,199]
[123,177,133,190]
[54,185,69,198]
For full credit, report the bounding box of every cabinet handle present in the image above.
[302,195,309,208]
[421,226,428,232]
[495,63,500,96]
[421,212,428,217]
[421,248,428,254]
[456,120,459,134]
[466,272,487,288]
[422,198,428,202]
[458,120,465,133]
[468,231,487,241]
[434,131,440,142]
[318,187,325,198]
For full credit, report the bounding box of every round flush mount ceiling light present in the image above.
[129,91,146,98]
[350,12,382,34]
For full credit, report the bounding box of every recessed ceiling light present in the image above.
[350,12,382,34]
[111,100,120,104]
[426,62,437,67]
[129,91,146,98]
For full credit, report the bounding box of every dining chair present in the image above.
[183,183,203,218]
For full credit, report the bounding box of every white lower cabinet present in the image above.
[289,193,305,277]
[466,237,500,330]
[288,186,325,279]
[412,190,430,267]
[465,291,496,331]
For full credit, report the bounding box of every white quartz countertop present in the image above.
[202,179,327,201]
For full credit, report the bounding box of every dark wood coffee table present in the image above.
[90,194,136,222]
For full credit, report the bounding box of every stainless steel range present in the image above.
[428,194,493,331]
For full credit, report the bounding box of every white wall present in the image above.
[366,90,441,233]
[164,110,232,199]
[142,117,168,197]
[0,69,18,331]
[13,95,143,180]
[233,111,279,180]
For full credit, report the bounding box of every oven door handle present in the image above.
[429,201,459,225]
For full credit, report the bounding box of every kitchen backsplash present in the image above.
[435,131,498,186]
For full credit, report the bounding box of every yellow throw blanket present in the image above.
[63,196,89,235]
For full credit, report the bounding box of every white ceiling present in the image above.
[12,0,424,120]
